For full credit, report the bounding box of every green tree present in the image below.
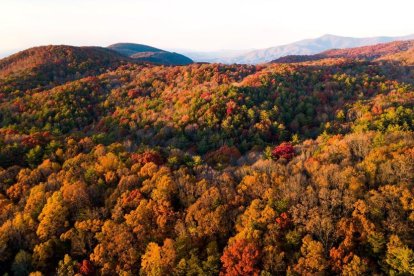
[385,235,414,274]
[12,250,33,276]
[26,145,43,168]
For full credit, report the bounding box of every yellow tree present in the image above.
[140,239,176,276]
[36,191,69,240]
[385,235,414,274]
[293,235,328,275]
[90,220,139,274]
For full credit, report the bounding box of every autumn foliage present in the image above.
[79,260,94,275]
[271,142,295,160]
[0,41,413,275]
[220,239,261,276]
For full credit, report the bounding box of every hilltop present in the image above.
[0,45,128,93]
[108,43,193,65]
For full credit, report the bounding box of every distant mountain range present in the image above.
[181,49,252,63]
[2,34,414,68]
[108,43,193,65]
[186,34,414,64]
[272,39,414,64]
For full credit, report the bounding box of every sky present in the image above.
[1,0,414,55]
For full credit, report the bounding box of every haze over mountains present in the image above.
[3,33,414,65]
[180,49,253,64]
[185,34,414,64]
[2,37,414,84]
[272,39,414,64]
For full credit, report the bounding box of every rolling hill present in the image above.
[0,45,128,93]
[108,43,193,65]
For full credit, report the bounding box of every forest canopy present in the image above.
[0,41,413,275]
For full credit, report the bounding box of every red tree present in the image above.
[205,145,241,165]
[275,212,290,229]
[220,239,261,276]
[226,100,237,116]
[131,150,164,166]
[79,259,94,275]
[271,142,295,161]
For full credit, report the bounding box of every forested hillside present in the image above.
[0,45,129,97]
[273,40,414,65]
[0,41,413,275]
[108,43,193,66]
[221,34,414,64]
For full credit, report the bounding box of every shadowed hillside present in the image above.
[108,43,193,65]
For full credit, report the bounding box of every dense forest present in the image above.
[0,41,413,275]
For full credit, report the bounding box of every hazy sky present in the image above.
[1,0,414,54]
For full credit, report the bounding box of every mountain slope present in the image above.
[272,39,414,64]
[0,45,128,94]
[108,43,193,65]
[377,46,414,64]
[229,34,414,64]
